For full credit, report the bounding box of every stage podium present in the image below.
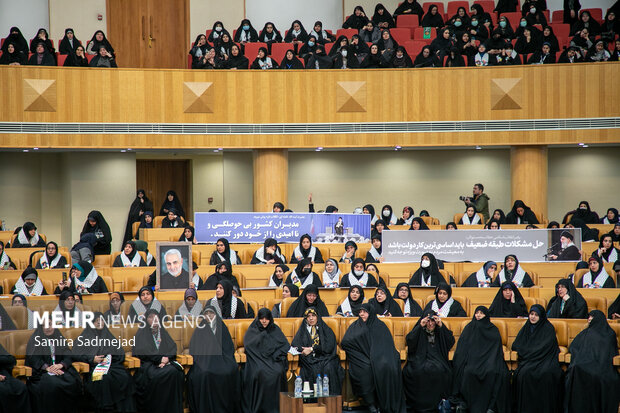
[279,393,342,413]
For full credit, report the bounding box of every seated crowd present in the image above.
[2,1,619,69]
[0,190,618,411]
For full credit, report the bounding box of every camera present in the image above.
[459,196,471,202]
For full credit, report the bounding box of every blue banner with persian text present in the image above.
[194,212,371,243]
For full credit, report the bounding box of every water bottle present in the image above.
[322,374,329,396]
[315,374,322,397]
[294,375,302,398]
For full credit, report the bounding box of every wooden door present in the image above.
[107,0,189,69]
[136,160,191,219]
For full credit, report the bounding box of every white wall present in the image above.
[0,0,49,44]
[48,0,107,47]
[246,0,344,33]
[222,152,254,211]
[288,149,513,224]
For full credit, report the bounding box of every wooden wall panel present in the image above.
[253,149,288,212]
[510,146,548,222]
[0,63,618,149]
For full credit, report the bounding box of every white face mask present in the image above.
[421,260,431,268]
[382,210,390,217]
[215,26,222,32]
[354,270,364,276]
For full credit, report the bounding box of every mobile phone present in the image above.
[62,272,67,282]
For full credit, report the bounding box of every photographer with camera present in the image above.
[460,183,490,222]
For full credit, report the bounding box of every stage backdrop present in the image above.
[382,228,582,263]
[194,212,371,243]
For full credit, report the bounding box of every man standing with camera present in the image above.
[461,183,490,222]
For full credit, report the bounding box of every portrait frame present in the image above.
[156,242,193,290]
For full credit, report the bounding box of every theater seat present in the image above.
[453,212,485,225]
[550,320,569,362]
[3,305,28,329]
[447,1,470,17]
[584,296,606,313]
[336,29,358,39]
[30,250,72,268]
[92,254,111,268]
[460,319,511,360]
[425,295,470,316]
[110,251,148,267]
[279,297,297,318]
[234,320,254,362]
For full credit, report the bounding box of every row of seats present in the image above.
[1,317,618,377]
[1,286,616,327]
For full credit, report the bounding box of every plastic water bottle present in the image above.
[322,374,329,396]
[294,376,302,398]
[315,374,322,396]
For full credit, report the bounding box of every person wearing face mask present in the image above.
[562,200,600,224]
[208,21,230,44]
[332,44,360,68]
[341,258,379,287]
[284,258,322,288]
[299,35,319,63]
[409,253,444,286]
[307,45,334,69]
[525,4,548,26]
[496,17,516,40]
[234,19,258,44]
[379,204,398,225]
[467,16,489,40]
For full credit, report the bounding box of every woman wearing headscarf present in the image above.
[565,310,620,412]
[392,283,423,317]
[26,43,57,66]
[461,260,497,287]
[0,42,26,65]
[360,22,379,45]
[413,44,441,67]
[221,43,248,69]
[409,217,430,230]
[58,28,81,55]
[423,283,467,317]
[12,294,34,328]
[12,267,47,296]
[177,225,196,244]
[431,27,454,57]
[174,287,203,319]
[290,308,344,394]
[284,258,322,288]
[372,4,395,28]
[459,205,481,225]
[362,204,378,224]
[208,238,240,265]
[601,207,619,224]
[290,234,324,263]
[1,27,28,54]
[343,6,370,29]
[283,20,308,45]
[421,4,444,28]
[571,10,602,36]
[443,45,465,66]
[594,234,619,264]
[242,308,289,413]
[489,281,528,317]
[491,254,534,288]
[609,222,620,242]
[365,234,384,263]
[73,312,135,412]
[546,278,588,318]
[340,240,358,263]
[336,285,365,317]
[161,209,184,228]
[259,21,283,51]
[86,30,115,56]
[321,258,342,288]
[63,43,89,66]
[562,200,599,224]
[372,219,389,237]
[128,286,166,322]
[12,221,46,248]
[207,21,229,44]
[134,211,154,239]
[35,241,67,269]
[369,285,403,317]
[577,256,615,288]
[280,49,304,69]
[341,303,405,413]
[340,258,380,287]
[396,206,414,225]
[566,217,600,242]
[267,264,288,287]
[132,309,184,413]
[250,47,279,69]
[55,261,108,294]
[81,210,112,255]
[451,306,511,413]
[29,28,55,55]
[286,284,329,317]
[309,21,335,44]
[403,309,454,412]
[409,253,444,286]
[0,338,30,411]
[234,19,259,43]
[103,291,125,323]
[207,279,247,319]
[113,240,146,268]
[159,190,185,218]
[378,204,397,225]
[25,323,81,413]
[187,305,241,412]
[123,189,153,245]
[201,259,236,289]
[394,0,424,20]
[375,29,399,60]
[271,283,299,317]
[251,238,286,264]
[51,290,82,327]
[488,209,506,225]
[511,304,563,412]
